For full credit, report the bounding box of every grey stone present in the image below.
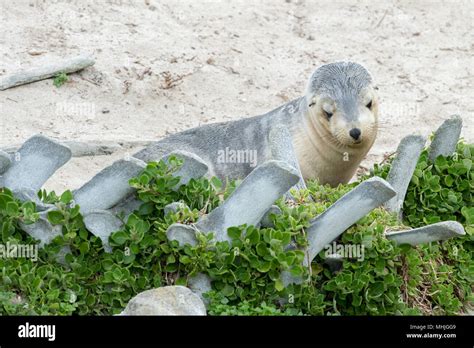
[0,135,71,191]
[120,286,206,316]
[161,150,209,187]
[20,209,63,247]
[188,273,212,306]
[164,202,188,216]
[305,177,396,265]
[83,210,124,252]
[195,160,299,242]
[260,205,282,228]
[73,157,146,214]
[166,223,198,246]
[385,221,465,246]
[383,135,426,217]
[269,124,307,191]
[0,150,11,174]
[428,115,462,162]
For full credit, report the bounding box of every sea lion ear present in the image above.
[373,85,379,91]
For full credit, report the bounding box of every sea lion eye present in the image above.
[323,110,333,119]
[366,100,373,109]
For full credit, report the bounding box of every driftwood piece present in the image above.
[0,55,95,91]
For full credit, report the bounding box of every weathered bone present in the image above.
[161,150,209,187]
[269,124,307,191]
[12,188,54,212]
[166,223,198,246]
[428,115,462,162]
[109,195,143,218]
[305,177,396,265]
[20,209,63,247]
[195,160,299,242]
[385,221,465,246]
[0,55,95,91]
[188,273,213,306]
[83,210,124,252]
[0,135,71,192]
[282,177,397,286]
[73,158,146,214]
[164,202,188,216]
[260,205,282,228]
[383,135,426,217]
[0,150,11,174]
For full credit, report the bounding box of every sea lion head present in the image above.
[305,61,378,149]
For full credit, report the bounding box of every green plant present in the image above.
[371,140,473,314]
[53,72,68,87]
[0,141,472,316]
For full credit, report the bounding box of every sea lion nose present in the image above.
[349,128,361,140]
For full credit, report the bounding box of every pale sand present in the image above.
[0,0,472,193]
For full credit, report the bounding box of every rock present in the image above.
[428,115,462,162]
[260,205,282,228]
[195,160,299,242]
[83,210,124,252]
[166,223,198,246]
[120,286,206,316]
[73,158,146,214]
[383,135,426,217]
[0,150,11,174]
[385,221,465,246]
[162,150,209,188]
[0,135,71,191]
[305,177,396,265]
[188,273,212,306]
[164,202,188,216]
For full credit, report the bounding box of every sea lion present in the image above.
[134,61,378,187]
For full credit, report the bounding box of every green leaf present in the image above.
[227,227,243,240]
[79,242,90,254]
[274,279,284,292]
[60,190,73,204]
[47,210,64,225]
[110,231,128,245]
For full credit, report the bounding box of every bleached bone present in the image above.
[385,221,465,246]
[161,150,209,187]
[195,160,299,242]
[0,55,95,90]
[305,177,396,265]
[164,202,188,216]
[383,135,426,218]
[73,158,146,214]
[166,223,198,247]
[269,124,307,191]
[20,209,63,248]
[428,115,463,162]
[0,150,11,174]
[0,135,71,192]
[282,177,396,286]
[83,210,124,252]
